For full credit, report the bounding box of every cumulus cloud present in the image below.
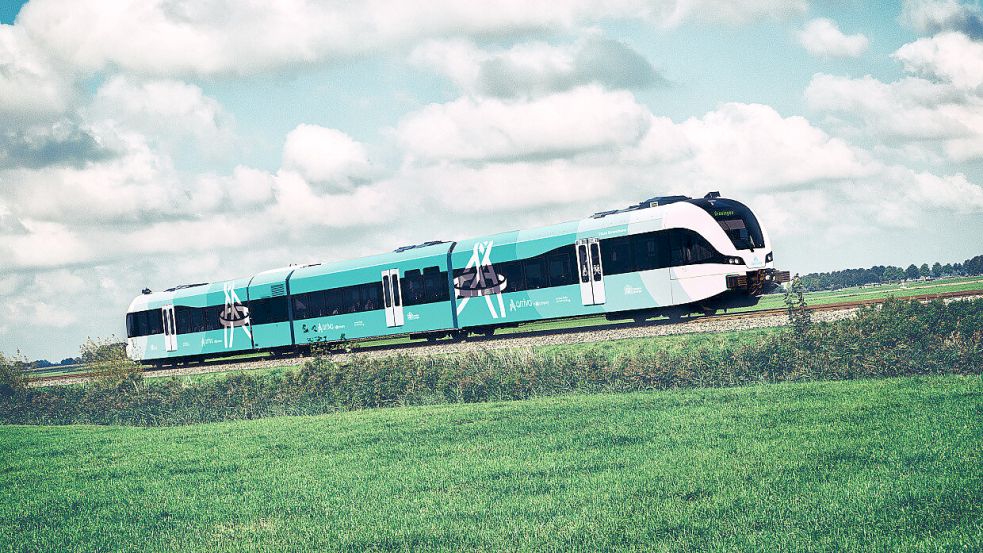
[902,0,983,39]
[0,24,74,120]
[281,125,371,189]
[893,32,983,90]
[89,76,236,156]
[411,36,665,98]
[806,74,976,139]
[15,0,808,76]
[396,85,652,161]
[798,18,869,58]
[807,37,983,162]
[0,121,113,169]
[632,103,872,190]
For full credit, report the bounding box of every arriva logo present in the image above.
[221,282,252,348]
[455,241,508,319]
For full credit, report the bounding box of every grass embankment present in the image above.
[2,376,980,551]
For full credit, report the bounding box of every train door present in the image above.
[381,269,405,327]
[161,304,177,352]
[576,238,606,305]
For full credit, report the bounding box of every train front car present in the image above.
[665,193,789,309]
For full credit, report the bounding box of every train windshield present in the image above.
[689,198,765,251]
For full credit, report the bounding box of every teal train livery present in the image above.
[126,193,789,365]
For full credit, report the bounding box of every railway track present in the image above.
[30,289,982,387]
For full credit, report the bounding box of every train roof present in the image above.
[290,240,453,281]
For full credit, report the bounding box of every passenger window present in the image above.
[548,253,574,286]
[524,258,548,289]
[601,237,632,275]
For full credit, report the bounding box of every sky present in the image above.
[1,0,981,361]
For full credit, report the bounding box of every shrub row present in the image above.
[1,298,980,426]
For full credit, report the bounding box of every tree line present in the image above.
[799,254,983,292]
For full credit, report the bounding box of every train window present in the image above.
[547,253,574,287]
[136,311,146,337]
[293,294,308,319]
[125,313,135,338]
[690,198,765,250]
[192,307,205,332]
[424,269,449,303]
[250,297,289,325]
[402,269,424,305]
[494,260,522,293]
[310,290,328,318]
[630,231,670,271]
[601,237,632,275]
[149,309,164,335]
[345,288,358,313]
[175,307,192,334]
[669,229,724,266]
[320,288,337,316]
[524,257,548,289]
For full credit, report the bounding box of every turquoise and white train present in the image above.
[126,193,788,365]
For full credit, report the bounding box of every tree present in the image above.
[905,264,920,280]
[932,262,943,278]
[943,263,954,276]
[919,263,931,278]
[883,266,903,281]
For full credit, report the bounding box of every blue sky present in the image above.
[1,0,981,360]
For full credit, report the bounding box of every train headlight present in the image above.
[726,256,744,265]
[765,252,773,263]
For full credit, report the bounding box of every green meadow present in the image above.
[2,376,980,551]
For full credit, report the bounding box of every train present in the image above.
[125,192,789,365]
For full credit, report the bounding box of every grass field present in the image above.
[2,376,980,551]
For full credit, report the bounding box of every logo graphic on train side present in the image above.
[455,241,508,319]
[221,282,251,348]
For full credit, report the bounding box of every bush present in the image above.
[82,336,144,392]
[1,298,980,427]
[0,352,28,398]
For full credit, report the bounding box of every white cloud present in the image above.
[281,125,371,188]
[902,0,983,39]
[410,35,663,98]
[16,0,808,76]
[642,103,872,190]
[893,31,983,90]
[89,76,235,155]
[806,74,974,138]
[0,24,73,120]
[798,18,869,58]
[396,85,651,161]
[806,72,983,162]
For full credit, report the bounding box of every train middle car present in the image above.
[126,193,788,364]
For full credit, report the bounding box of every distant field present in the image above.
[2,376,980,551]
